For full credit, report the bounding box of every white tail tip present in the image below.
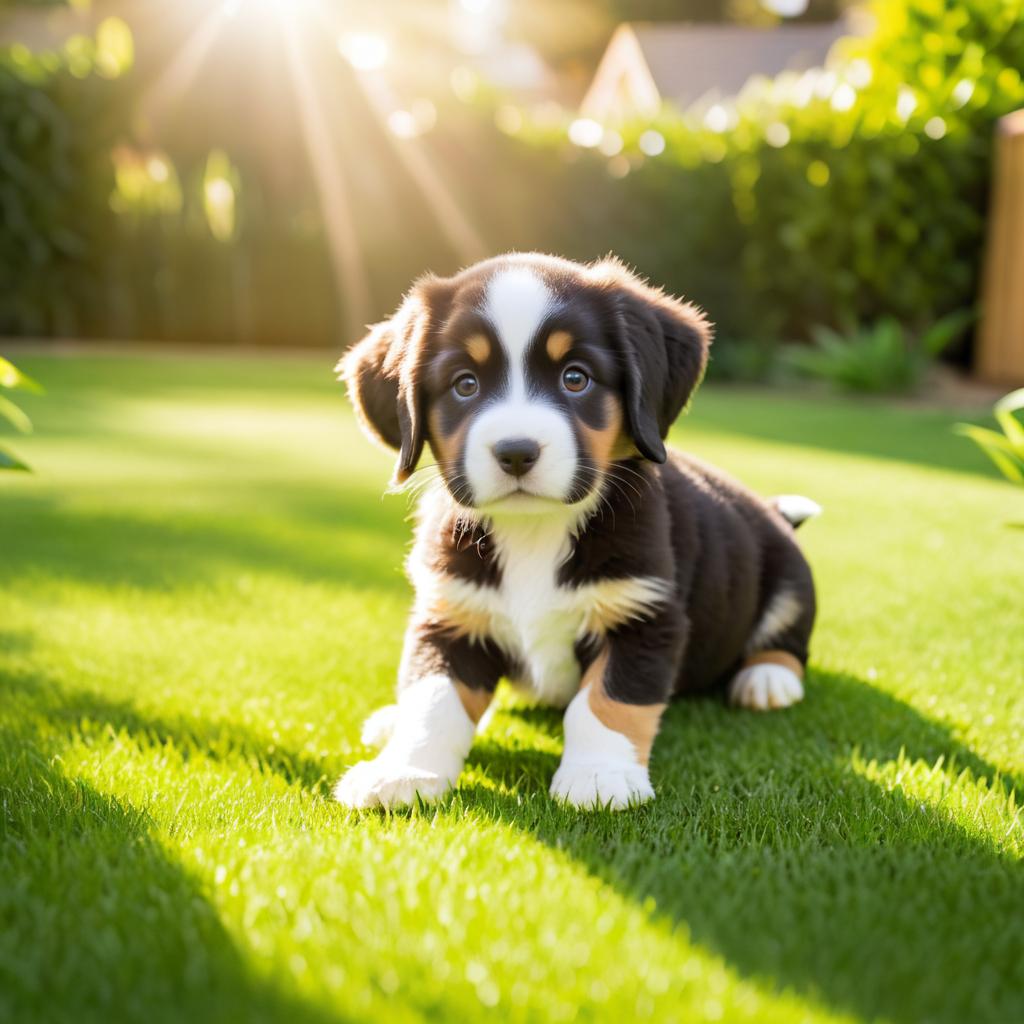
[771,494,822,528]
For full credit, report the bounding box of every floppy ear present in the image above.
[337,277,447,485]
[590,258,712,463]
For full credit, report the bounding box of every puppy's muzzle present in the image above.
[492,438,541,478]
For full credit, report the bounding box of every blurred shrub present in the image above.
[705,337,780,383]
[466,0,1024,347]
[782,310,974,393]
[0,19,132,337]
[2,0,1022,352]
[713,0,1024,340]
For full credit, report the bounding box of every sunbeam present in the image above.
[278,9,373,340]
[138,3,234,129]
[126,0,489,338]
[352,69,489,267]
[315,0,489,268]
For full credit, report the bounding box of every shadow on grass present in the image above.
[4,672,333,795]
[0,720,348,1024]
[459,669,1024,1024]
[0,487,410,596]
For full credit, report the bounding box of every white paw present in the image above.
[360,704,398,748]
[550,761,655,810]
[333,756,457,810]
[729,663,804,711]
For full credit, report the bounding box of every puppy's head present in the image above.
[339,254,711,513]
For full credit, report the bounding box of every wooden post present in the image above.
[977,109,1024,384]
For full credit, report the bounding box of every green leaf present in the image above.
[0,446,30,472]
[0,394,32,434]
[0,356,43,394]
[954,424,1024,483]
[994,388,1024,453]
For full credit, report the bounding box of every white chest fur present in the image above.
[481,514,584,706]
[409,494,674,709]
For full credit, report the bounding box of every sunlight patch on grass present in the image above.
[850,748,1023,854]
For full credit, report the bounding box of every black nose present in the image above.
[492,438,541,478]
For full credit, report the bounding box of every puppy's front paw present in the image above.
[729,663,804,710]
[333,756,456,810]
[550,761,655,810]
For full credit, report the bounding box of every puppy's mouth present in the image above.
[493,484,559,502]
[480,478,598,515]
[476,481,564,511]
[440,473,564,512]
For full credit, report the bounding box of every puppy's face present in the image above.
[422,267,630,510]
[341,254,711,514]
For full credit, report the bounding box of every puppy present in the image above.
[334,253,817,810]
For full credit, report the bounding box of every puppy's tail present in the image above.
[770,494,822,529]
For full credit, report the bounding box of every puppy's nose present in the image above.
[492,438,540,478]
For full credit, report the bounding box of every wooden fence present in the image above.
[978,108,1024,384]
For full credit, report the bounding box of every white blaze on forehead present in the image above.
[481,267,554,396]
[462,265,577,505]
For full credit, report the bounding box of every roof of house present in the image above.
[582,19,854,118]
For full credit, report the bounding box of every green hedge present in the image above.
[0,20,132,337]
[1,0,1022,348]
[459,0,1024,343]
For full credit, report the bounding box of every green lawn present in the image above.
[2,352,1023,1024]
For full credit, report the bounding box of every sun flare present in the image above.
[133,0,486,336]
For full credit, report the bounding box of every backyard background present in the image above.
[2,1,1024,1023]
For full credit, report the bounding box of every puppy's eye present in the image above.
[562,365,590,394]
[453,372,479,398]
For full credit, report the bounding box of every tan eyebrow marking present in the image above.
[545,330,573,362]
[465,334,491,364]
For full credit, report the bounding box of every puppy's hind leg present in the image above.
[730,560,815,712]
[728,652,805,711]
